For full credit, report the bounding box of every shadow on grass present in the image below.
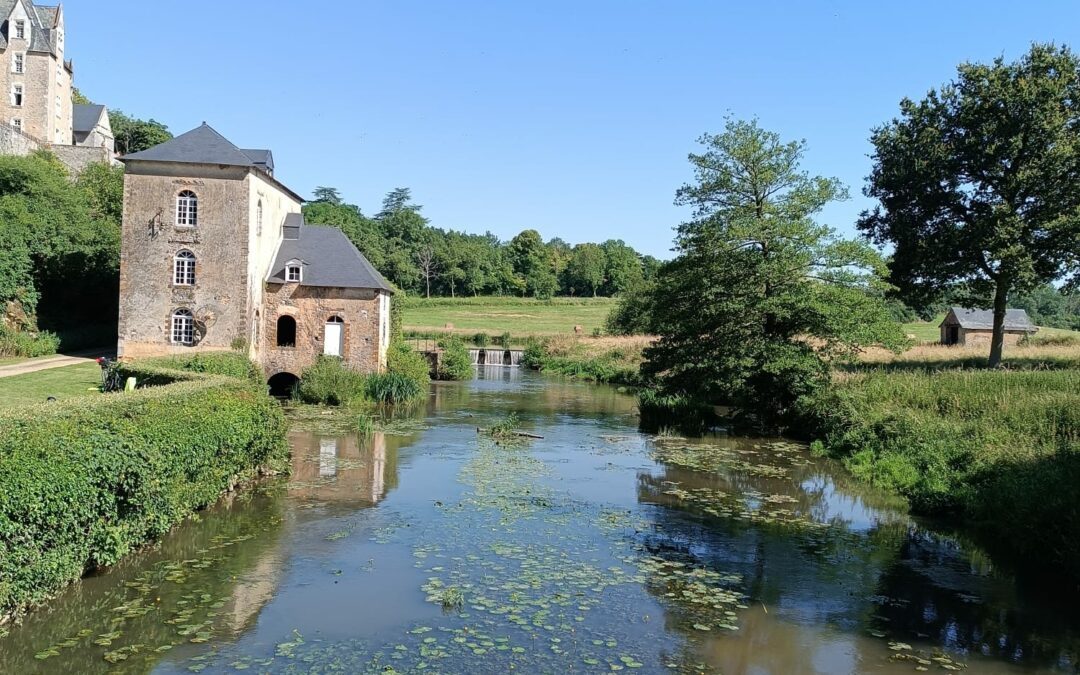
[837,356,1078,374]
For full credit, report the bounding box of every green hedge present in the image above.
[0,326,60,358]
[0,361,288,620]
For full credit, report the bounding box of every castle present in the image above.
[117,124,393,390]
[0,0,115,171]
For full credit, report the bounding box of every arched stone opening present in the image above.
[276,315,297,347]
[268,371,300,398]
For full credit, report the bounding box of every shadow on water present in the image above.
[2,370,1079,674]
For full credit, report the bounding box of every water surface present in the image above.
[3,369,1078,673]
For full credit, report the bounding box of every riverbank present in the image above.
[402,296,617,340]
[804,347,1080,580]
[0,354,288,622]
[521,335,650,385]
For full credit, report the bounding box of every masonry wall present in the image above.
[48,143,112,173]
[958,329,1025,346]
[118,162,254,358]
[260,284,388,377]
[0,121,39,154]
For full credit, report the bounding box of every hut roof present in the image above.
[941,307,1036,332]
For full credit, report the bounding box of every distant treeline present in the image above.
[303,187,660,299]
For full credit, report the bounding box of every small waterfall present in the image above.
[469,349,481,366]
[508,350,522,367]
[484,349,502,366]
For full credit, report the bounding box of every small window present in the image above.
[176,190,198,227]
[171,309,195,345]
[13,53,24,74]
[15,20,24,40]
[286,264,302,283]
[173,250,196,286]
[11,84,22,107]
[256,200,263,237]
[276,315,296,347]
[12,118,21,131]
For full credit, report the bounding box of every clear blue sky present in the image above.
[67,1,1080,259]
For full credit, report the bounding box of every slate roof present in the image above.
[73,104,105,133]
[241,148,274,172]
[267,218,392,291]
[121,123,260,167]
[0,1,60,54]
[941,307,1037,332]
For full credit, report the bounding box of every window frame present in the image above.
[11,83,22,107]
[256,200,263,237]
[13,52,24,74]
[286,264,302,283]
[175,190,198,228]
[14,20,25,40]
[173,249,196,286]
[171,309,195,345]
[12,118,22,131]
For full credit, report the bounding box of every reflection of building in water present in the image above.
[289,431,397,505]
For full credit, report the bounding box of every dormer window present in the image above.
[15,21,24,40]
[286,263,302,283]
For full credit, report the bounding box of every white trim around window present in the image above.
[173,249,196,286]
[176,190,198,227]
[286,264,302,283]
[171,309,195,345]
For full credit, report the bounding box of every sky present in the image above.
[66,1,1080,259]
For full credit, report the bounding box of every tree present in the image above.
[416,245,439,298]
[76,162,124,225]
[110,110,172,155]
[565,243,606,296]
[860,44,1080,366]
[600,240,644,295]
[311,186,343,204]
[642,119,904,428]
[508,229,557,298]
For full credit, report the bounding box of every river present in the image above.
[3,369,1078,674]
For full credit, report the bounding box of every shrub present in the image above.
[140,352,264,384]
[366,372,425,404]
[0,365,288,620]
[388,339,431,386]
[436,336,474,381]
[295,356,367,406]
[473,333,490,347]
[0,326,60,358]
[637,388,716,435]
[499,331,512,349]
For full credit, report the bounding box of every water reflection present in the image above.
[289,430,395,506]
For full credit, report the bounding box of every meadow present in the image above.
[402,296,617,339]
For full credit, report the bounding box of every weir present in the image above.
[469,349,524,367]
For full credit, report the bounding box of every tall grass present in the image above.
[365,373,425,404]
[804,368,1080,576]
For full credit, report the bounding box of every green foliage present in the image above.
[75,162,124,224]
[637,388,716,435]
[521,338,642,386]
[0,364,288,619]
[487,412,521,439]
[435,336,474,381]
[365,373,425,404]
[605,280,657,335]
[473,332,490,347]
[0,325,60,358]
[138,352,264,384]
[641,118,905,430]
[110,109,173,155]
[388,339,432,386]
[295,356,368,406]
[861,44,1080,365]
[803,368,1080,575]
[564,243,606,297]
[499,331,512,349]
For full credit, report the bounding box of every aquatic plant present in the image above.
[295,356,368,406]
[366,373,426,404]
[435,336,474,381]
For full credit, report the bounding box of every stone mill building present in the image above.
[117,123,392,389]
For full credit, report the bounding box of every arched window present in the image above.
[256,200,263,237]
[171,309,195,345]
[276,315,297,348]
[324,316,344,357]
[176,190,198,227]
[173,249,196,286]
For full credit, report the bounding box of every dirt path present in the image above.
[0,349,113,379]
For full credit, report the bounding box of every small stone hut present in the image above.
[939,307,1037,346]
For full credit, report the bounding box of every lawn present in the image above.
[0,363,103,408]
[403,297,618,338]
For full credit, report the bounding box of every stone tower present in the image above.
[0,0,72,144]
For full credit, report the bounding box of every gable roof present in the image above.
[120,123,258,167]
[72,104,105,133]
[267,217,392,291]
[941,307,1036,332]
[241,148,274,172]
[0,0,60,54]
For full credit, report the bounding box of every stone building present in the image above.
[117,123,392,386]
[939,307,1037,346]
[0,1,115,170]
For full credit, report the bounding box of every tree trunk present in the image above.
[425,277,431,299]
[988,278,1009,367]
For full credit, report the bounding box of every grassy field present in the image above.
[403,297,618,338]
[0,363,102,408]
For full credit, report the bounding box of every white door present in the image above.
[324,319,343,356]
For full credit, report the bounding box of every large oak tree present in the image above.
[860,44,1080,365]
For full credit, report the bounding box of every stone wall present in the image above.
[118,162,254,358]
[260,283,388,377]
[958,329,1026,346]
[0,123,40,155]
[47,143,114,173]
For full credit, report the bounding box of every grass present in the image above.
[403,296,617,338]
[0,362,102,408]
[522,335,652,385]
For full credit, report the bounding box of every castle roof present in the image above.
[121,122,303,201]
[267,217,392,292]
[940,307,1036,332]
[73,103,106,133]
[0,1,62,55]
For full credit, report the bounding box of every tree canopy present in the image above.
[640,119,904,428]
[860,43,1080,365]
